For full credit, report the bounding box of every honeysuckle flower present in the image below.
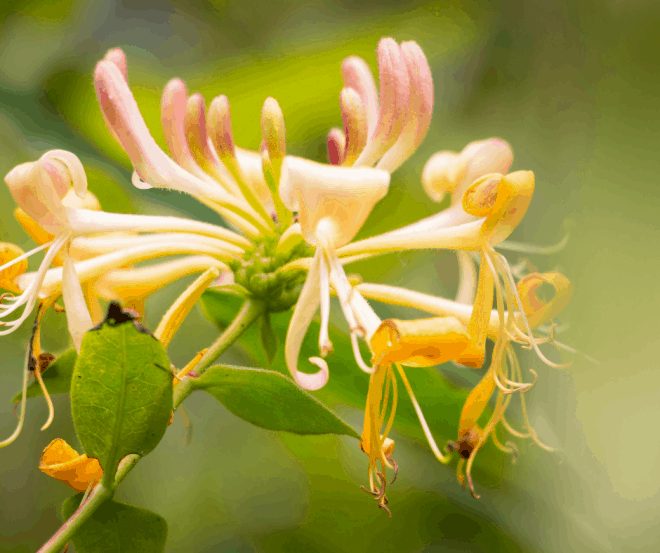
[447,270,572,497]
[1,151,246,341]
[361,316,471,512]
[355,269,572,498]
[329,38,433,172]
[337,169,536,370]
[279,157,389,388]
[39,438,103,492]
[0,35,576,516]
[94,48,276,237]
[278,37,434,389]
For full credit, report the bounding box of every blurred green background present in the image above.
[1,0,659,551]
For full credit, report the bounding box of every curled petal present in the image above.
[284,251,330,390]
[377,41,434,172]
[280,156,389,248]
[5,150,87,234]
[463,170,535,245]
[370,316,469,367]
[341,55,379,133]
[39,438,103,492]
[517,272,572,328]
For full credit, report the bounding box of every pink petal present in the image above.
[341,55,379,133]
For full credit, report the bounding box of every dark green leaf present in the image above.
[260,314,278,365]
[12,349,77,402]
[61,495,167,553]
[192,364,359,438]
[71,307,173,479]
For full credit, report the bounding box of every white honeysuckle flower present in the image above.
[1,150,248,340]
[280,156,389,389]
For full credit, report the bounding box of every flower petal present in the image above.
[284,251,330,390]
[39,438,103,492]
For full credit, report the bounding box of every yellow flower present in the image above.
[449,271,573,497]
[39,438,103,492]
[0,243,27,293]
[361,316,470,512]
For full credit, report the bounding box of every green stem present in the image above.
[37,301,263,553]
[173,299,264,408]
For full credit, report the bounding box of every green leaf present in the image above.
[71,305,173,480]
[200,290,507,481]
[12,349,77,402]
[61,495,167,553]
[260,314,278,365]
[192,364,359,438]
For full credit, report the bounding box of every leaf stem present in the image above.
[173,299,264,409]
[37,483,112,553]
[37,301,263,552]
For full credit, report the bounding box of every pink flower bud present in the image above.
[341,55,379,133]
[340,87,368,165]
[207,95,236,160]
[326,128,345,165]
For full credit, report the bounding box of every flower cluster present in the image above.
[0,38,572,512]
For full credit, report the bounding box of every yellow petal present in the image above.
[39,438,103,492]
[517,271,572,328]
[457,368,496,437]
[370,316,470,367]
[456,252,494,368]
[463,170,535,245]
[0,242,27,293]
[14,208,55,246]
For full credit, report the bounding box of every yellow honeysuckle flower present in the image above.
[448,271,573,497]
[39,438,103,492]
[0,243,27,293]
[361,316,471,512]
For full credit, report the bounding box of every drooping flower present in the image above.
[39,438,103,492]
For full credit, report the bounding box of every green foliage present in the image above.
[70,307,173,480]
[61,495,167,553]
[12,349,76,402]
[192,364,359,438]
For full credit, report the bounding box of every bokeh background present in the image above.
[1,1,659,551]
